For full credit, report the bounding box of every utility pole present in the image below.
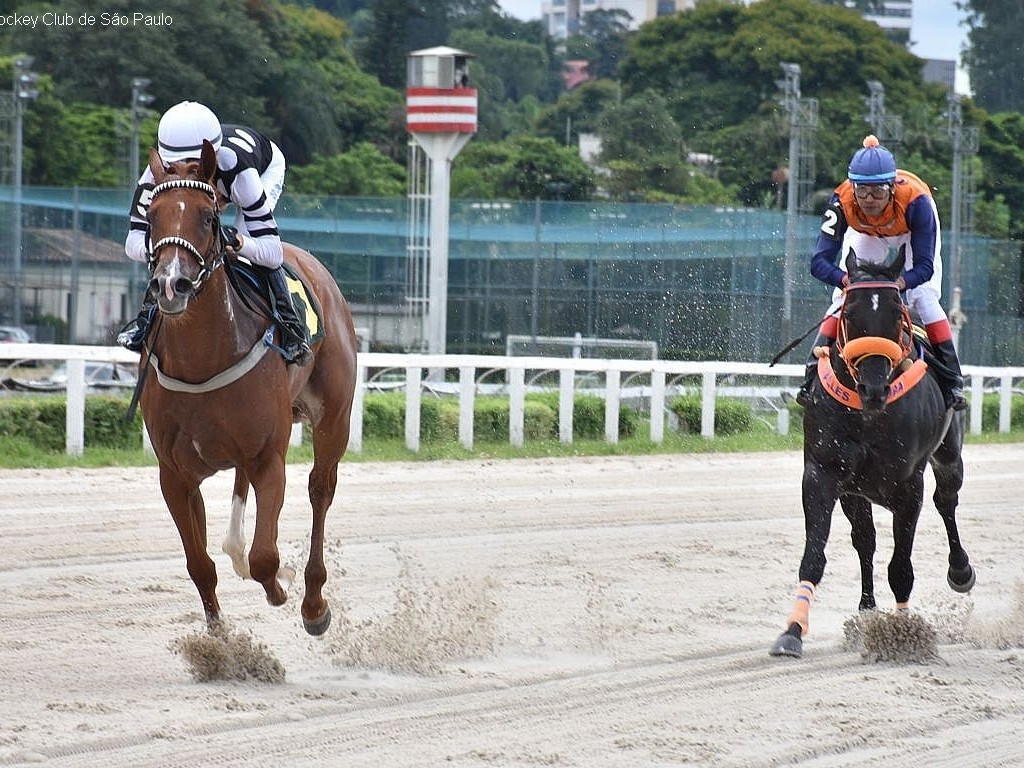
[776,62,819,348]
[946,93,978,349]
[129,77,154,184]
[12,56,38,328]
[864,80,903,152]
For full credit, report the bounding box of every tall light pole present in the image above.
[129,77,153,184]
[12,56,38,328]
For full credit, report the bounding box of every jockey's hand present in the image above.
[841,274,850,287]
[221,225,241,253]
[896,276,907,291]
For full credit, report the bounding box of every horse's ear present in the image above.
[147,148,166,181]
[846,248,863,282]
[199,140,218,183]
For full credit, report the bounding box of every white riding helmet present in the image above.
[157,101,223,163]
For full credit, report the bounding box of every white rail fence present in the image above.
[1,343,1021,456]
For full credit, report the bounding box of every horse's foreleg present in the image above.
[160,468,220,626]
[930,450,975,593]
[248,459,290,608]
[770,466,836,658]
[840,494,877,611]
[302,456,341,636]
[222,469,251,578]
[888,478,924,607]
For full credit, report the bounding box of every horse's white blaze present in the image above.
[222,493,250,578]
[163,256,185,301]
[871,293,879,311]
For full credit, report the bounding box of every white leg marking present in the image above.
[222,493,250,578]
[276,565,296,594]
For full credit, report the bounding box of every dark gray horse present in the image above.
[771,252,975,658]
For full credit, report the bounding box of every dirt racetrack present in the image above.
[1,445,1023,767]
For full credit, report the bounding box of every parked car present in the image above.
[0,325,31,344]
[0,325,37,367]
[48,361,138,389]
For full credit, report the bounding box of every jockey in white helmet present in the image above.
[119,100,311,365]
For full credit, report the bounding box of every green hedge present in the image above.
[0,395,143,451]
[668,395,753,436]
[11,390,1023,454]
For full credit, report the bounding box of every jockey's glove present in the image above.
[221,225,241,251]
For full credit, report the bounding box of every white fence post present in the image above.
[650,368,665,443]
[459,365,475,450]
[405,366,422,452]
[509,367,525,447]
[558,368,574,444]
[700,370,716,439]
[65,358,86,456]
[348,362,366,453]
[604,369,620,444]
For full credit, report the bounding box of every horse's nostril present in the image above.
[173,277,193,296]
[147,278,159,297]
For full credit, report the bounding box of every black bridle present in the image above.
[146,178,227,294]
[836,280,913,386]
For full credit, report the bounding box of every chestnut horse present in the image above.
[770,252,975,658]
[138,140,357,636]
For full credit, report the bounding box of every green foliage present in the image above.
[669,395,754,436]
[289,142,406,196]
[453,136,595,200]
[525,392,639,438]
[962,0,1024,114]
[0,395,142,452]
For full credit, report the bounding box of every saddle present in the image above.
[224,257,324,347]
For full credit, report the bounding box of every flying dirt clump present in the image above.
[170,621,286,683]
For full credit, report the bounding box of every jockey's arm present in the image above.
[899,196,939,290]
[228,167,284,270]
[809,197,847,288]
[124,173,155,263]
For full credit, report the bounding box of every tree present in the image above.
[565,8,632,80]
[288,142,406,196]
[452,136,595,200]
[961,0,1024,113]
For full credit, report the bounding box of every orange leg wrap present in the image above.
[785,580,815,635]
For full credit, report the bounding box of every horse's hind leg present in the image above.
[931,424,975,592]
[840,495,877,611]
[222,468,251,578]
[160,468,221,627]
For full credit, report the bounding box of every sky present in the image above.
[496,0,972,94]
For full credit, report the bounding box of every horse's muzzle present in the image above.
[857,382,891,412]
[149,274,195,315]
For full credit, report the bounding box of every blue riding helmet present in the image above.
[847,134,896,184]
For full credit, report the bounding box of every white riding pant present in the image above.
[824,216,947,326]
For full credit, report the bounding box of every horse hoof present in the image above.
[303,606,332,637]
[769,623,803,658]
[948,564,976,593]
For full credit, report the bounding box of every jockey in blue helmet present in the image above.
[795,135,966,411]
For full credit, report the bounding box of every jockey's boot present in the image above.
[267,266,312,366]
[795,333,833,408]
[116,298,157,352]
[930,338,968,411]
